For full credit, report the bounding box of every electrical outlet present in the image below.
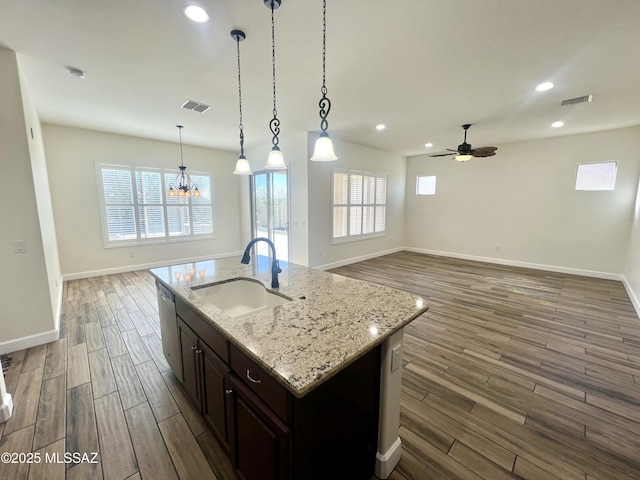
[391,345,402,371]
[496,246,501,252]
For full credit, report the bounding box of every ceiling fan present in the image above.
[429,124,497,161]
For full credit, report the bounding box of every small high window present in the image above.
[416,175,436,195]
[575,162,617,191]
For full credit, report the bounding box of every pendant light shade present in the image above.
[310,0,337,162]
[265,146,286,169]
[233,156,252,175]
[264,0,286,170]
[168,125,200,196]
[231,29,253,176]
[311,131,338,161]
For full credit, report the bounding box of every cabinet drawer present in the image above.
[230,344,291,423]
[176,296,229,362]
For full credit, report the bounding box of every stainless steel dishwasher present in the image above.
[156,281,183,382]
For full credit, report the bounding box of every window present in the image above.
[575,161,617,191]
[416,175,436,195]
[97,164,214,246]
[332,169,387,241]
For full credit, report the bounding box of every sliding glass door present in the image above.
[251,170,289,262]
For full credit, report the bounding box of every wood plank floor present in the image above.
[1,251,639,479]
[0,270,235,480]
[330,251,640,480]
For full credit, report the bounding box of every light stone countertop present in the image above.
[150,255,428,398]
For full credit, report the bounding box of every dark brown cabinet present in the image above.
[229,374,290,480]
[178,317,231,451]
[173,294,380,480]
[201,341,231,446]
[178,319,201,409]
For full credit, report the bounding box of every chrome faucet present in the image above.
[241,237,282,288]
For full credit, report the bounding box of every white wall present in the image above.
[18,58,62,329]
[0,48,57,352]
[42,125,243,276]
[308,135,407,269]
[406,126,640,276]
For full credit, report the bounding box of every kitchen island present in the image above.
[150,255,427,480]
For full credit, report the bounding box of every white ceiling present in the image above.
[1,0,639,158]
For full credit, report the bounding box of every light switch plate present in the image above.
[13,240,27,253]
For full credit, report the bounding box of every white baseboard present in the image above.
[61,250,243,281]
[375,436,402,479]
[404,247,624,281]
[622,277,640,319]
[313,246,624,281]
[0,329,59,356]
[0,393,13,423]
[314,247,404,271]
[55,277,64,331]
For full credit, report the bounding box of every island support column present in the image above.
[0,366,13,423]
[376,328,404,478]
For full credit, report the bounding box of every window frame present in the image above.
[96,163,215,248]
[331,168,387,244]
[574,161,617,191]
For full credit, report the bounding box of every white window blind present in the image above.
[332,169,387,241]
[98,164,214,246]
[102,168,136,241]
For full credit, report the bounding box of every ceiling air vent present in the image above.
[560,95,593,106]
[181,99,211,113]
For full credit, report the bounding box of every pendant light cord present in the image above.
[236,36,245,156]
[321,0,327,93]
[178,125,184,167]
[269,1,280,146]
[318,0,331,133]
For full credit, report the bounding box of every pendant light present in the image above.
[231,30,252,175]
[264,0,286,170]
[168,125,200,197]
[310,0,338,162]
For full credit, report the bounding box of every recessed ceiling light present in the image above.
[551,121,564,128]
[536,82,554,92]
[66,66,86,78]
[376,124,386,131]
[424,143,433,148]
[184,5,209,23]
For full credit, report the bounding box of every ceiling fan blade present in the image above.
[428,152,456,157]
[470,146,497,157]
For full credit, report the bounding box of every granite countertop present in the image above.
[150,255,428,398]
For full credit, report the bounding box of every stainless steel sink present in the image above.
[191,278,291,318]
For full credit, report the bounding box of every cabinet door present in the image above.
[178,318,201,410]
[201,342,231,450]
[229,375,290,480]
